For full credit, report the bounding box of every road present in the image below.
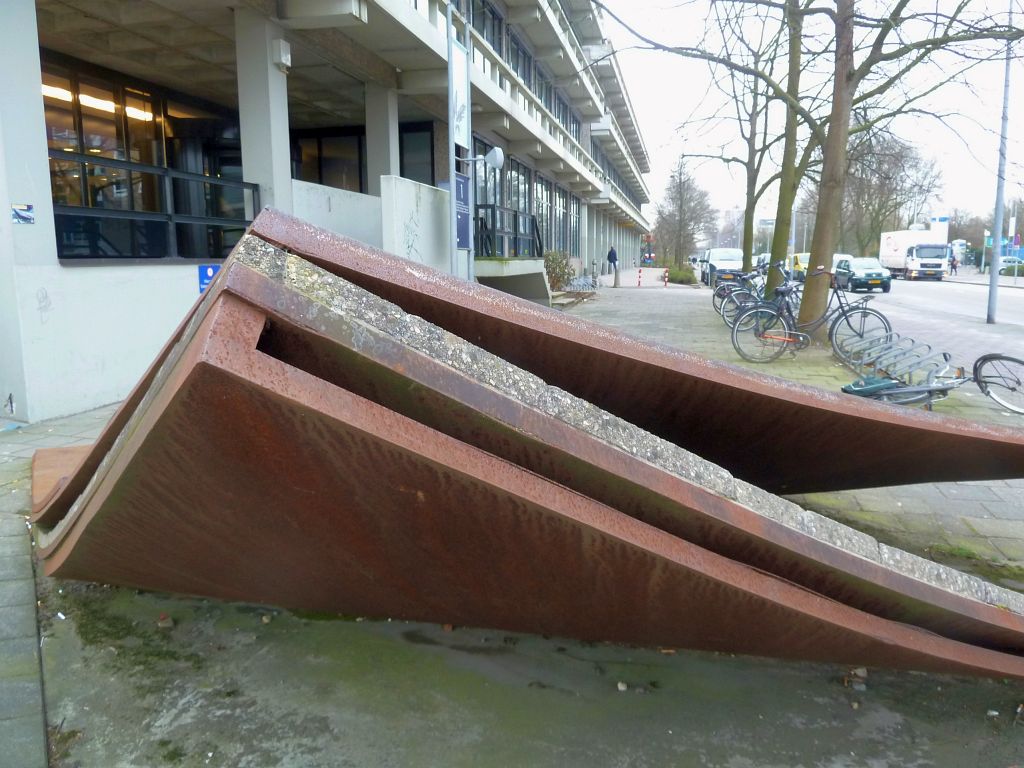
[845,277,1024,366]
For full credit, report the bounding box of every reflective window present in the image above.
[79,78,123,160]
[42,70,77,152]
[399,125,433,186]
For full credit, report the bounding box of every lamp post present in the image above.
[466,146,505,277]
[987,1,1013,323]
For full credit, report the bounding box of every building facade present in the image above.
[1,0,650,423]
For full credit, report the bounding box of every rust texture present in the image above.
[250,208,1024,495]
[32,287,1024,679]
[30,217,1024,679]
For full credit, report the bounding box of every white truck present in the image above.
[878,229,948,280]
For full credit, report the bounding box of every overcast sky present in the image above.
[601,0,1024,225]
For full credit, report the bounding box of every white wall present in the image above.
[380,175,451,273]
[292,180,384,248]
[15,262,208,422]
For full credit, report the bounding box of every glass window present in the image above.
[42,70,78,153]
[297,137,319,183]
[400,126,433,186]
[321,136,361,192]
[49,160,83,207]
[85,162,131,210]
[79,78,123,160]
[125,89,159,165]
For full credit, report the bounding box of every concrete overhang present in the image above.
[277,0,369,28]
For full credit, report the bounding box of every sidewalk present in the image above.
[0,406,117,768]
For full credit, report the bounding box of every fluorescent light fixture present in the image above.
[126,106,153,121]
[79,93,116,113]
[42,84,73,102]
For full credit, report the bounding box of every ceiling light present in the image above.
[42,84,72,102]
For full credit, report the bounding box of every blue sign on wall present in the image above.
[455,172,471,249]
[198,264,221,293]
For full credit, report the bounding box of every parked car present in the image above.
[834,256,892,293]
[700,247,744,286]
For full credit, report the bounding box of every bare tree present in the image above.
[839,130,942,256]
[653,158,718,267]
[592,0,1024,319]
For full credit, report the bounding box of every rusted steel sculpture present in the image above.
[32,217,1024,679]
[251,208,1024,495]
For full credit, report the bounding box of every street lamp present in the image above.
[466,147,504,279]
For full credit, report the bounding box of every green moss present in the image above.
[55,585,203,679]
[157,740,187,764]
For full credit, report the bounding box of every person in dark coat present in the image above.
[607,245,618,271]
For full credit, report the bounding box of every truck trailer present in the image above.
[878,229,948,280]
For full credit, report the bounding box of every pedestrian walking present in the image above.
[950,256,959,275]
[607,245,617,272]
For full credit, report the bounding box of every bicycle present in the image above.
[720,262,802,328]
[730,270,891,363]
[711,261,768,313]
[842,353,1024,414]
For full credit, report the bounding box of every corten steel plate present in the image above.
[212,249,1024,654]
[31,286,1024,679]
[31,266,230,529]
[250,208,1024,495]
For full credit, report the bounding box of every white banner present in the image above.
[451,40,471,150]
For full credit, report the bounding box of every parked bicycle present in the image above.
[711,261,768,313]
[720,262,802,328]
[730,270,891,363]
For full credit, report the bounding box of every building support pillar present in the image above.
[234,8,293,212]
[0,0,59,422]
[365,84,400,196]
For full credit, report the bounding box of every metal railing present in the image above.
[475,204,543,259]
[48,148,260,262]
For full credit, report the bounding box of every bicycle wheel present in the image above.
[732,306,791,363]
[712,283,734,312]
[721,289,756,327]
[828,307,892,359]
[973,354,1024,414]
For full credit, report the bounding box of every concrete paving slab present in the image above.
[0,716,47,768]
[0,579,36,609]
[0,636,41,679]
[963,516,1024,539]
[0,676,44,721]
[0,600,36,641]
[991,538,1024,561]
[0,516,28,537]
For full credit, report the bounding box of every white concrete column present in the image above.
[0,0,60,421]
[365,84,400,197]
[234,8,293,212]
[579,203,590,276]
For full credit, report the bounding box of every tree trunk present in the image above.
[798,0,856,328]
[766,0,802,294]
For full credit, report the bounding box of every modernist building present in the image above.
[1,0,650,423]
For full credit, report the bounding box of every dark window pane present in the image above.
[131,170,161,212]
[321,136,361,192]
[50,160,83,206]
[134,220,169,257]
[298,138,319,183]
[176,222,243,258]
[400,130,433,185]
[55,214,132,258]
[85,163,131,210]
[42,71,78,152]
[126,89,160,165]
